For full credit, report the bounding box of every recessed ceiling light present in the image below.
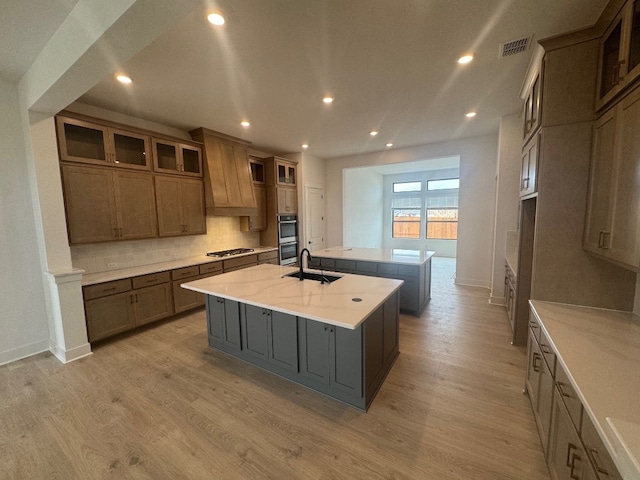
[116,74,132,84]
[386,143,393,147]
[370,131,378,136]
[322,96,334,104]
[457,54,474,64]
[465,111,477,118]
[207,13,225,26]
[301,144,309,149]
[241,121,250,127]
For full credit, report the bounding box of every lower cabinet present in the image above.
[205,291,400,410]
[526,309,623,479]
[84,272,173,342]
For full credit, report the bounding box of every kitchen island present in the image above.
[309,247,435,315]
[181,263,403,410]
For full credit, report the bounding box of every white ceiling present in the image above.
[3,0,608,159]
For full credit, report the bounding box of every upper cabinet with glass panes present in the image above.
[596,0,640,110]
[152,139,203,177]
[56,116,151,171]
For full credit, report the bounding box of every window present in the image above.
[392,196,421,238]
[390,178,459,240]
[426,194,458,239]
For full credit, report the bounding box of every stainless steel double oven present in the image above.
[277,215,298,265]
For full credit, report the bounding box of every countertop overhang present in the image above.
[181,263,404,330]
[311,246,435,265]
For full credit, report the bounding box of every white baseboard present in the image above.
[489,295,506,306]
[50,342,92,364]
[0,339,50,367]
[454,277,491,289]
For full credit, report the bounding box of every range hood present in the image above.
[189,127,257,217]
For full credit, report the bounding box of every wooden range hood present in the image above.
[189,127,257,216]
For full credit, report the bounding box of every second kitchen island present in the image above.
[182,263,403,411]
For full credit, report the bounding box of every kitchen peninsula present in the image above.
[309,247,434,315]
[181,263,403,410]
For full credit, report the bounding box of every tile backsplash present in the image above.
[71,216,262,274]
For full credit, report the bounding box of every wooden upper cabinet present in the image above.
[585,86,640,269]
[61,165,157,244]
[597,0,640,110]
[56,116,151,171]
[276,159,297,186]
[520,133,539,198]
[277,187,298,214]
[155,176,206,237]
[522,46,544,143]
[152,139,203,177]
[189,128,257,215]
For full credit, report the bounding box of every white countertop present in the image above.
[181,263,404,330]
[529,300,640,480]
[81,247,277,286]
[312,246,435,265]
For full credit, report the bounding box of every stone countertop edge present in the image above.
[81,247,278,286]
[311,246,435,265]
[181,264,404,330]
[529,300,640,480]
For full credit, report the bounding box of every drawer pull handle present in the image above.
[557,382,573,398]
[540,344,552,354]
[103,287,117,292]
[532,352,541,372]
[587,447,609,475]
[566,443,581,479]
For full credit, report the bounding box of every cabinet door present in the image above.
[608,88,640,266]
[109,128,150,171]
[155,176,185,236]
[56,117,109,165]
[584,108,617,255]
[173,279,204,313]
[330,325,362,397]
[241,304,270,360]
[548,393,588,480]
[520,134,538,197]
[153,139,180,174]
[223,299,241,350]
[85,291,135,342]
[526,333,541,408]
[61,164,118,244]
[399,279,419,313]
[276,187,296,214]
[269,311,298,372]
[383,291,399,363]
[180,178,206,234]
[582,412,623,480]
[207,296,225,344]
[112,171,157,240]
[364,306,385,393]
[244,184,267,231]
[180,144,203,177]
[298,318,330,385]
[598,15,625,107]
[276,161,297,186]
[133,283,173,326]
[537,357,554,455]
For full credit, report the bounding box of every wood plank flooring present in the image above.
[0,258,549,479]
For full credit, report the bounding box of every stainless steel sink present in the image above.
[285,271,342,283]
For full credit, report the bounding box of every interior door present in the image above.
[305,186,325,252]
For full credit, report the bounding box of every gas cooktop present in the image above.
[206,248,254,258]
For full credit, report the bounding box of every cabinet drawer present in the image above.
[555,365,582,432]
[83,278,132,300]
[582,413,623,480]
[356,261,377,274]
[529,313,541,342]
[171,266,200,281]
[258,251,278,263]
[199,262,223,275]
[378,263,398,276]
[335,259,356,271]
[397,265,419,277]
[132,271,170,289]
[538,330,556,376]
[223,254,258,271]
[319,258,335,269]
[307,258,320,269]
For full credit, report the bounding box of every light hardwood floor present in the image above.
[0,258,549,479]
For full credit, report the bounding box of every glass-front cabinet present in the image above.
[276,160,296,186]
[152,139,203,177]
[597,0,640,109]
[56,116,151,171]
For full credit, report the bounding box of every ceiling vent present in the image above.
[499,35,533,58]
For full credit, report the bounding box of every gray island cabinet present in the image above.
[182,263,403,410]
[309,247,434,315]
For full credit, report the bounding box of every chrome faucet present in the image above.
[299,248,312,280]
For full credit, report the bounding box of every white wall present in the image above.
[326,135,498,288]
[0,81,50,365]
[490,113,522,304]
[343,168,384,247]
